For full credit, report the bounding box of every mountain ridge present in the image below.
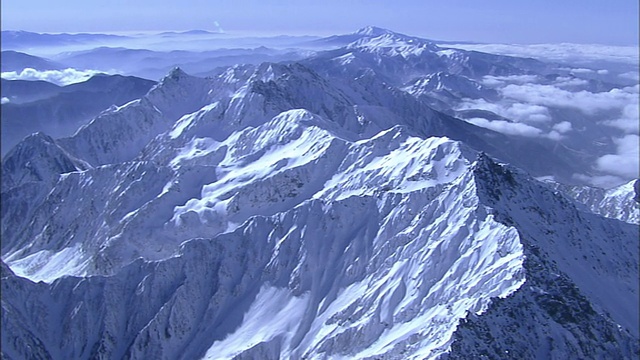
[2,150,637,359]
[1,26,638,359]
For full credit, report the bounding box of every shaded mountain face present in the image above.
[0,50,67,72]
[1,78,62,103]
[1,27,638,359]
[1,74,156,156]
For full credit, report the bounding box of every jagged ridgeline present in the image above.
[2,27,638,359]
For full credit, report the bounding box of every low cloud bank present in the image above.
[595,135,640,179]
[574,134,640,188]
[457,69,639,189]
[603,103,639,134]
[1,68,104,86]
[447,43,639,65]
[466,117,544,138]
[500,83,638,115]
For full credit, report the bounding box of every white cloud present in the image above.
[446,43,639,65]
[546,131,563,141]
[574,133,638,187]
[552,121,572,133]
[618,71,640,81]
[1,97,9,104]
[604,119,639,133]
[604,103,640,133]
[458,98,502,114]
[507,103,551,123]
[460,72,638,142]
[458,98,551,124]
[1,68,104,86]
[499,83,639,115]
[481,74,539,87]
[596,134,639,179]
[569,68,594,74]
[621,102,639,118]
[457,99,559,139]
[467,117,544,137]
[557,67,608,77]
[447,42,639,187]
[572,173,628,189]
[553,76,589,88]
[480,77,504,87]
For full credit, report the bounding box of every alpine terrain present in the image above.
[1,27,638,359]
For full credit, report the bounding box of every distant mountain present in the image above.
[304,26,402,47]
[1,74,156,155]
[54,46,312,80]
[159,29,224,36]
[0,50,67,72]
[0,78,61,103]
[302,27,548,85]
[1,30,129,50]
[307,26,484,48]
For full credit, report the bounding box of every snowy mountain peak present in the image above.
[249,62,299,83]
[165,66,189,80]
[346,28,440,55]
[547,178,640,224]
[353,25,396,37]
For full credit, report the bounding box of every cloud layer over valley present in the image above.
[1,67,105,86]
[454,68,638,188]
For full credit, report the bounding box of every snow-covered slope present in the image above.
[303,27,548,86]
[402,72,498,102]
[0,107,471,280]
[2,28,638,360]
[0,60,587,280]
[2,145,637,359]
[55,68,215,166]
[548,179,639,224]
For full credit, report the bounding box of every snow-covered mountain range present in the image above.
[2,27,638,359]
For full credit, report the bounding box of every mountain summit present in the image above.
[353,25,397,37]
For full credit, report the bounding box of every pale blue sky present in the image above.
[2,0,638,44]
